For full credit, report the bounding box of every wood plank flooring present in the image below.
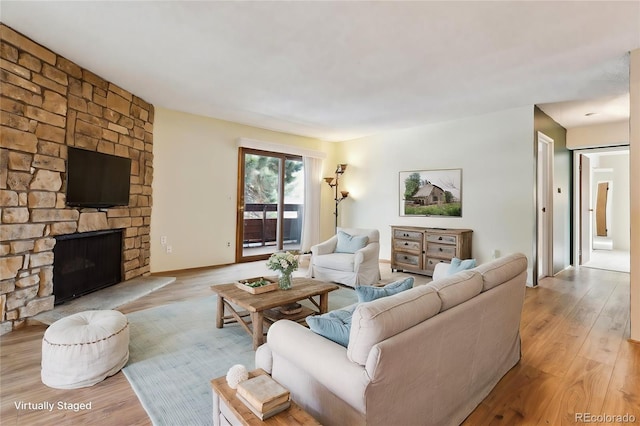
[1,263,637,425]
[463,267,639,425]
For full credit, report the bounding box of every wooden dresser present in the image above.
[391,226,473,276]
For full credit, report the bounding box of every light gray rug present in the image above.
[123,288,358,426]
[34,275,176,325]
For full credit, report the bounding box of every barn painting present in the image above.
[400,169,462,217]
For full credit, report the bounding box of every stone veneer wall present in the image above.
[0,24,154,334]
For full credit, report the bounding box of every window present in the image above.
[236,148,304,262]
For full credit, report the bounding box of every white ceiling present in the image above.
[2,1,639,141]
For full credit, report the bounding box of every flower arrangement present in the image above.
[266,251,299,275]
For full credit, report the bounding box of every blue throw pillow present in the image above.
[306,305,357,347]
[335,231,369,254]
[355,277,414,303]
[448,258,477,275]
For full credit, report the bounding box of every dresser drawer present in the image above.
[394,252,421,268]
[426,234,457,245]
[426,258,449,274]
[393,229,423,241]
[426,243,457,258]
[393,239,422,252]
[391,226,472,277]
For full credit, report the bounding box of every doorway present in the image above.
[536,132,554,282]
[573,147,630,273]
[236,148,304,262]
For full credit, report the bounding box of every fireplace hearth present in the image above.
[53,230,123,305]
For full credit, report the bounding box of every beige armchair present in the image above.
[309,227,381,287]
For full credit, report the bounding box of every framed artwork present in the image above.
[399,168,462,217]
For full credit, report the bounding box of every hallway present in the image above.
[583,249,631,273]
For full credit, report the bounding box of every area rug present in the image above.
[33,275,176,325]
[122,289,357,426]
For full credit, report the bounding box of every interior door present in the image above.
[580,154,591,265]
[536,132,554,282]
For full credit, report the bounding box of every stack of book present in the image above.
[235,374,291,420]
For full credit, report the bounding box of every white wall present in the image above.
[336,106,536,281]
[567,120,629,149]
[151,107,336,273]
[551,147,572,273]
[629,48,639,342]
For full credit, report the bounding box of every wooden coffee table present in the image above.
[210,277,339,349]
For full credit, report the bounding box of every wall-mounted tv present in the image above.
[66,147,132,208]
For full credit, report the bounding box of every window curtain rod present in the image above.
[237,138,327,159]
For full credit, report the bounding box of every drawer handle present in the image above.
[439,247,443,252]
[404,242,408,246]
[438,236,443,240]
[404,256,408,260]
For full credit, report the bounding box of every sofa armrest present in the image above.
[311,236,338,256]
[255,343,273,373]
[353,242,379,271]
[262,320,370,413]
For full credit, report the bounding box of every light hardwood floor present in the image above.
[1,263,638,425]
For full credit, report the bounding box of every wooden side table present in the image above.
[211,368,320,426]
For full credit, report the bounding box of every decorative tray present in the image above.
[278,303,302,315]
[235,277,278,294]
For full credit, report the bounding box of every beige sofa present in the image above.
[256,253,528,426]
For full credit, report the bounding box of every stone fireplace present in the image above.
[0,24,154,334]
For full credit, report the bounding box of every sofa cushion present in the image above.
[427,270,483,311]
[338,227,380,244]
[355,277,414,302]
[313,252,355,270]
[335,230,369,254]
[306,304,357,347]
[348,285,442,365]
[474,253,528,291]
[447,257,477,275]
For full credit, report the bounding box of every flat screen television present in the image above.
[66,147,132,208]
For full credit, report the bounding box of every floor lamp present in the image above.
[324,164,349,230]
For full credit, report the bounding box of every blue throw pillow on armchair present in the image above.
[447,257,477,275]
[335,230,369,254]
[355,277,414,303]
[306,305,357,347]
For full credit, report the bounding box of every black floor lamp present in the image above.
[324,164,349,230]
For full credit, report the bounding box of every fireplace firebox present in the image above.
[53,229,123,305]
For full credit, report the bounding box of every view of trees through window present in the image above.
[240,151,304,257]
[244,154,303,204]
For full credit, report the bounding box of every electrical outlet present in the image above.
[160,236,167,245]
[227,242,231,247]
[166,245,172,254]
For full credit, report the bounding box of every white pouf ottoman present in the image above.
[41,310,129,389]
